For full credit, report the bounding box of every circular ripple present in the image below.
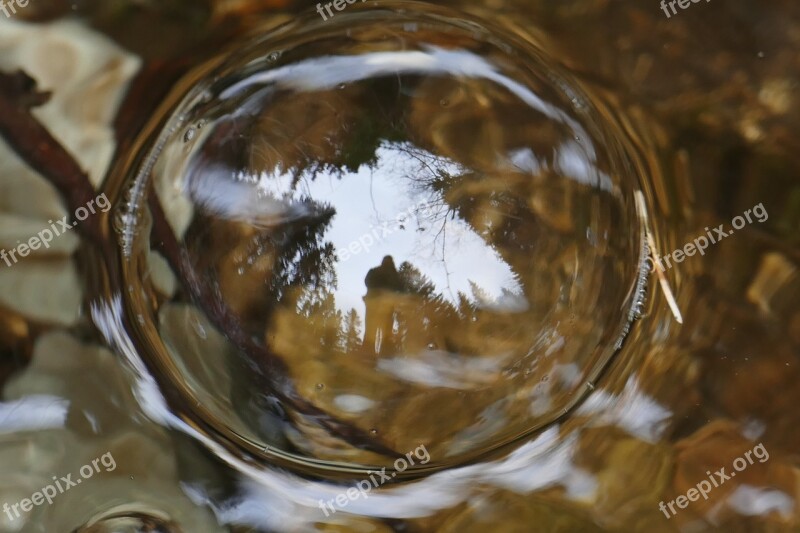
[114,2,646,472]
[73,508,182,533]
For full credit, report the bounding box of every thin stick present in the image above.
[634,190,683,324]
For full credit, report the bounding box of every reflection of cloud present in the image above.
[726,485,794,519]
[185,164,323,228]
[0,396,69,433]
[377,349,513,390]
[507,147,542,175]
[472,428,594,499]
[213,426,592,529]
[576,377,672,443]
[506,142,616,195]
[333,394,375,414]
[555,141,614,192]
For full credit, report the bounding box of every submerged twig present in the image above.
[0,69,396,457]
[0,71,104,245]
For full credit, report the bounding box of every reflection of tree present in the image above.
[439,171,544,311]
[226,75,542,365]
[343,309,362,353]
[249,77,407,187]
[393,262,460,354]
[266,205,337,307]
[258,205,345,357]
[253,163,537,364]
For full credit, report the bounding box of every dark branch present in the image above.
[0,71,103,244]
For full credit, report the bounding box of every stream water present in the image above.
[0,1,798,532]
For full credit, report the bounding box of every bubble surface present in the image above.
[116,3,646,470]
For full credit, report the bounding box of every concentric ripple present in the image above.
[113,2,647,472]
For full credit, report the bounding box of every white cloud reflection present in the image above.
[0,396,69,433]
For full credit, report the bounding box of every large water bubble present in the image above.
[115,2,646,472]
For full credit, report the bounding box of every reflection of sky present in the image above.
[197,44,614,316]
[254,145,521,314]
